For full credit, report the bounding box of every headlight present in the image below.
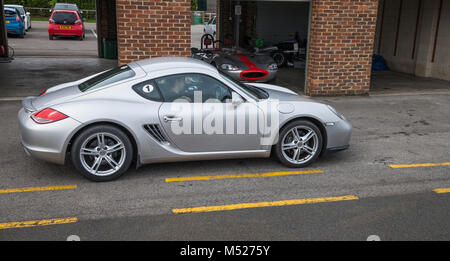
[268,63,278,70]
[327,105,345,120]
[221,64,239,71]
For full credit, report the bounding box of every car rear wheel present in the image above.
[71,125,133,182]
[274,120,322,168]
[49,35,53,40]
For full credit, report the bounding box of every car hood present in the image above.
[246,83,312,102]
[218,53,275,70]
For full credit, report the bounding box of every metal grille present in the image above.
[242,72,267,79]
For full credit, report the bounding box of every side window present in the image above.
[132,80,162,101]
[155,74,232,103]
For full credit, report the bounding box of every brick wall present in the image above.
[306,0,378,96]
[116,0,191,65]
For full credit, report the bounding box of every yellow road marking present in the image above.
[0,185,77,194]
[165,170,323,183]
[173,195,358,214]
[433,188,450,194]
[0,217,78,230]
[389,162,450,168]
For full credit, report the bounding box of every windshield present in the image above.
[54,4,78,11]
[78,65,135,92]
[219,71,269,100]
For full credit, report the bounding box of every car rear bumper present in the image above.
[48,25,83,36]
[18,107,81,165]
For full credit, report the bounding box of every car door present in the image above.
[156,73,264,152]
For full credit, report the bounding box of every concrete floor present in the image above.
[0,23,449,98]
[371,70,450,95]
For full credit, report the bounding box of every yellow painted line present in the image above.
[165,170,323,183]
[0,217,78,230]
[389,162,450,169]
[173,195,358,214]
[0,185,77,194]
[433,188,450,194]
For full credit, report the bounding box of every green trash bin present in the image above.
[192,12,203,25]
[103,38,117,59]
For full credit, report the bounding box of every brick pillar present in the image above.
[306,0,378,96]
[116,0,191,65]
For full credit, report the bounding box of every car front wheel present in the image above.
[71,125,133,181]
[274,120,323,168]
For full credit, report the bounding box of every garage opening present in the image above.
[371,0,450,94]
[197,0,311,94]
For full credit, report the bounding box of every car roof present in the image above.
[4,7,18,12]
[5,4,23,8]
[133,57,217,73]
[52,9,78,13]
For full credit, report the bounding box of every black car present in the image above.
[50,3,83,18]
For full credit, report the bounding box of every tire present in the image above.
[71,125,134,182]
[274,120,323,168]
[49,35,53,40]
[272,52,286,67]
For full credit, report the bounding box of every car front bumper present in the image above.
[325,117,352,151]
[18,108,81,165]
[223,69,277,83]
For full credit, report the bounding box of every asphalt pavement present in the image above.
[0,22,449,241]
[0,93,449,240]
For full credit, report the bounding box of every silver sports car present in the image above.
[18,57,351,181]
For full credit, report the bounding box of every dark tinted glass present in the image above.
[79,65,135,92]
[52,12,77,24]
[132,80,162,101]
[5,9,17,17]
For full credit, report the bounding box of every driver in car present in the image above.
[164,76,193,103]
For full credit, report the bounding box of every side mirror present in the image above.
[49,9,52,13]
[231,92,244,106]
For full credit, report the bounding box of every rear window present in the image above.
[5,9,17,17]
[78,65,136,92]
[52,11,78,24]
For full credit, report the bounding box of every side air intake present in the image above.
[144,124,168,143]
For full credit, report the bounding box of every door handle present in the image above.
[163,115,183,122]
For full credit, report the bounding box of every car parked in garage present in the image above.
[5,4,31,31]
[48,9,85,40]
[18,57,351,182]
[4,7,26,38]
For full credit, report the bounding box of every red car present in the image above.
[48,9,85,40]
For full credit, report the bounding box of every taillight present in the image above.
[75,19,82,25]
[49,19,55,24]
[39,90,47,96]
[31,108,68,124]
[16,14,20,21]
